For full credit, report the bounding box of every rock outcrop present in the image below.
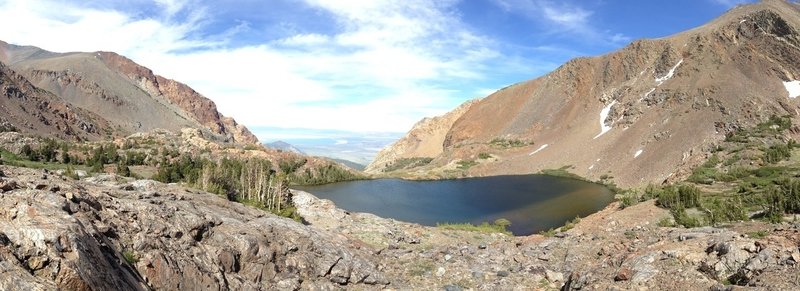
[373,0,800,187]
[0,166,386,290]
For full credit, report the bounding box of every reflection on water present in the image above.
[296,175,614,236]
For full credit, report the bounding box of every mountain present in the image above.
[265,140,305,154]
[285,135,399,166]
[330,158,366,171]
[0,41,258,144]
[370,0,800,186]
[366,99,478,173]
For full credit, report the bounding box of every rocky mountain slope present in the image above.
[0,41,257,144]
[372,0,800,187]
[365,99,478,174]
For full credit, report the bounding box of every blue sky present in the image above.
[0,0,754,141]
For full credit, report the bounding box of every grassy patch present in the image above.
[383,157,434,172]
[539,165,586,181]
[489,138,532,149]
[437,219,512,235]
[238,198,302,222]
[456,159,478,170]
[408,262,435,277]
[560,216,581,232]
[478,152,492,159]
[0,148,89,172]
[747,230,769,239]
[538,228,556,237]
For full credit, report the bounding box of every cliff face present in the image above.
[365,99,479,173]
[0,41,258,144]
[376,0,800,186]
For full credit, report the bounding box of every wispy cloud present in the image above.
[491,0,631,45]
[709,0,752,7]
[0,0,541,136]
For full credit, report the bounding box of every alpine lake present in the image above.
[296,175,614,236]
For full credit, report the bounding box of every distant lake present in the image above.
[296,175,614,236]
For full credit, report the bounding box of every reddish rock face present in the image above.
[97,51,259,144]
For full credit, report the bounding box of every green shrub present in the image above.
[619,190,640,209]
[493,218,511,230]
[656,185,700,209]
[671,207,702,228]
[657,217,675,227]
[763,144,791,164]
[123,251,138,264]
[705,197,748,225]
[478,153,492,159]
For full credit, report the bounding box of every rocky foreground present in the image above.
[1,165,798,290]
[0,166,385,290]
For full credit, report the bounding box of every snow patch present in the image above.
[634,149,643,158]
[655,59,684,85]
[588,164,594,170]
[783,80,800,98]
[529,144,549,156]
[593,100,618,139]
[640,87,656,102]
[739,19,747,24]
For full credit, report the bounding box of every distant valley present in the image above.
[266,133,401,170]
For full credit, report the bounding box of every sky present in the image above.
[0,0,756,141]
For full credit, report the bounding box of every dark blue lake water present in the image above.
[296,175,614,236]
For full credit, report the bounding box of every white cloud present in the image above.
[0,0,528,136]
[491,0,630,45]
